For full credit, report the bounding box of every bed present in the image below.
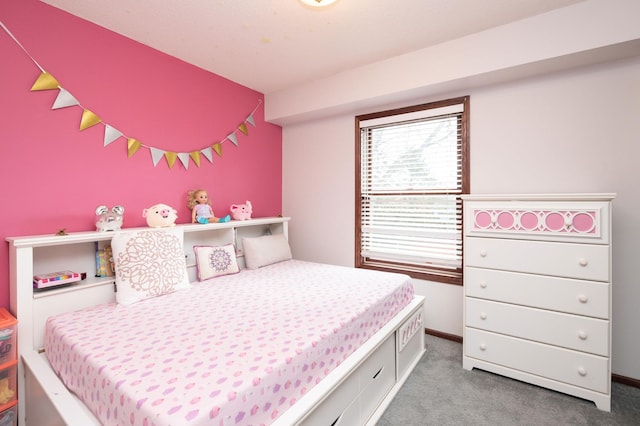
[8,218,426,426]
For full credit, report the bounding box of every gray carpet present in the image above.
[378,336,640,426]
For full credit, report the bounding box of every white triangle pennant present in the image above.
[227,133,238,146]
[201,147,213,163]
[150,147,165,166]
[246,113,256,127]
[104,125,123,147]
[52,88,79,109]
[178,153,190,169]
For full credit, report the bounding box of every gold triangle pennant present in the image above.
[190,151,201,167]
[238,122,249,136]
[165,152,178,169]
[212,142,223,157]
[79,109,102,130]
[127,138,141,157]
[30,72,59,91]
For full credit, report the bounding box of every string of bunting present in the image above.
[1,20,262,170]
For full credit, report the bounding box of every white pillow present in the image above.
[242,234,292,269]
[193,244,240,281]
[111,228,190,305]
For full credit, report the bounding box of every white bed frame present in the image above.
[8,217,425,426]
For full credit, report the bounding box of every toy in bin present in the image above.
[0,309,16,366]
[0,400,16,426]
[0,372,13,405]
[33,270,82,290]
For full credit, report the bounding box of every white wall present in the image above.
[280,0,640,381]
[283,57,640,379]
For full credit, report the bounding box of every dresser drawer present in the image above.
[465,267,609,319]
[463,199,611,244]
[465,237,609,282]
[465,328,609,393]
[466,298,609,356]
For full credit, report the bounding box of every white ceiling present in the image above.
[41,0,583,94]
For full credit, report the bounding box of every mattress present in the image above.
[44,260,414,426]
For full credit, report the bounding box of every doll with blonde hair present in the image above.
[187,189,231,224]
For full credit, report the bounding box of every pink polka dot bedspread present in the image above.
[44,259,414,426]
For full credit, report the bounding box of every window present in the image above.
[355,96,469,284]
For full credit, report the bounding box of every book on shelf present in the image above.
[95,242,115,277]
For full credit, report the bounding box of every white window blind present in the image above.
[357,97,468,283]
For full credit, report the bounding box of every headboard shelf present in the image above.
[7,216,290,248]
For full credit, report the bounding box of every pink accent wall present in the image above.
[0,0,283,308]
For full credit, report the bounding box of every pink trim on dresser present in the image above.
[472,209,599,236]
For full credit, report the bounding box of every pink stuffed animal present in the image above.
[230,200,252,221]
[143,204,178,227]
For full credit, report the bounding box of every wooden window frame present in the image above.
[355,96,470,285]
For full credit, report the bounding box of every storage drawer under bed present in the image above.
[302,335,395,426]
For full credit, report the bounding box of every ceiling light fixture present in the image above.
[299,0,338,8]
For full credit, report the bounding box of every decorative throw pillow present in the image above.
[242,233,292,269]
[111,227,190,305]
[193,244,240,281]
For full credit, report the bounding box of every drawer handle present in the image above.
[372,366,384,380]
[578,331,588,340]
[479,343,487,351]
[480,250,487,258]
[578,258,588,267]
[330,413,343,426]
[480,312,487,320]
[479,280,487,289]
[578,367,587,377]
[578,295,589,304]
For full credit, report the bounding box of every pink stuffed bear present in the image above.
[230,200,252,221]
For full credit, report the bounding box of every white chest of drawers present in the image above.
[462,193,614,411]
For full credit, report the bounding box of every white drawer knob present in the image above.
[480,312,487,320]
[480,250,487,258]
[479,343,487,351]
[578,367,587,377]
[578,295,589,304]
[578,258,588,267]
[578,331,588,340]
[480,281,487,289]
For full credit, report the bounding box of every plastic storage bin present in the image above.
[0,310,16,366]
[0,400,17,426]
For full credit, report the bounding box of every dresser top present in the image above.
[461,193,615,202]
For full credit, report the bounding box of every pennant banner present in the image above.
[128,138,142,157]
[150,147,165,166]
[79,109,101,130]
[30,72,59,91]
[104,125,123,146]
[1,20,263,170]
[201,147,214,164]
[189,151,201,167]
[52,88,79,109]
[212,143,223,157]
[178,152,190,170]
